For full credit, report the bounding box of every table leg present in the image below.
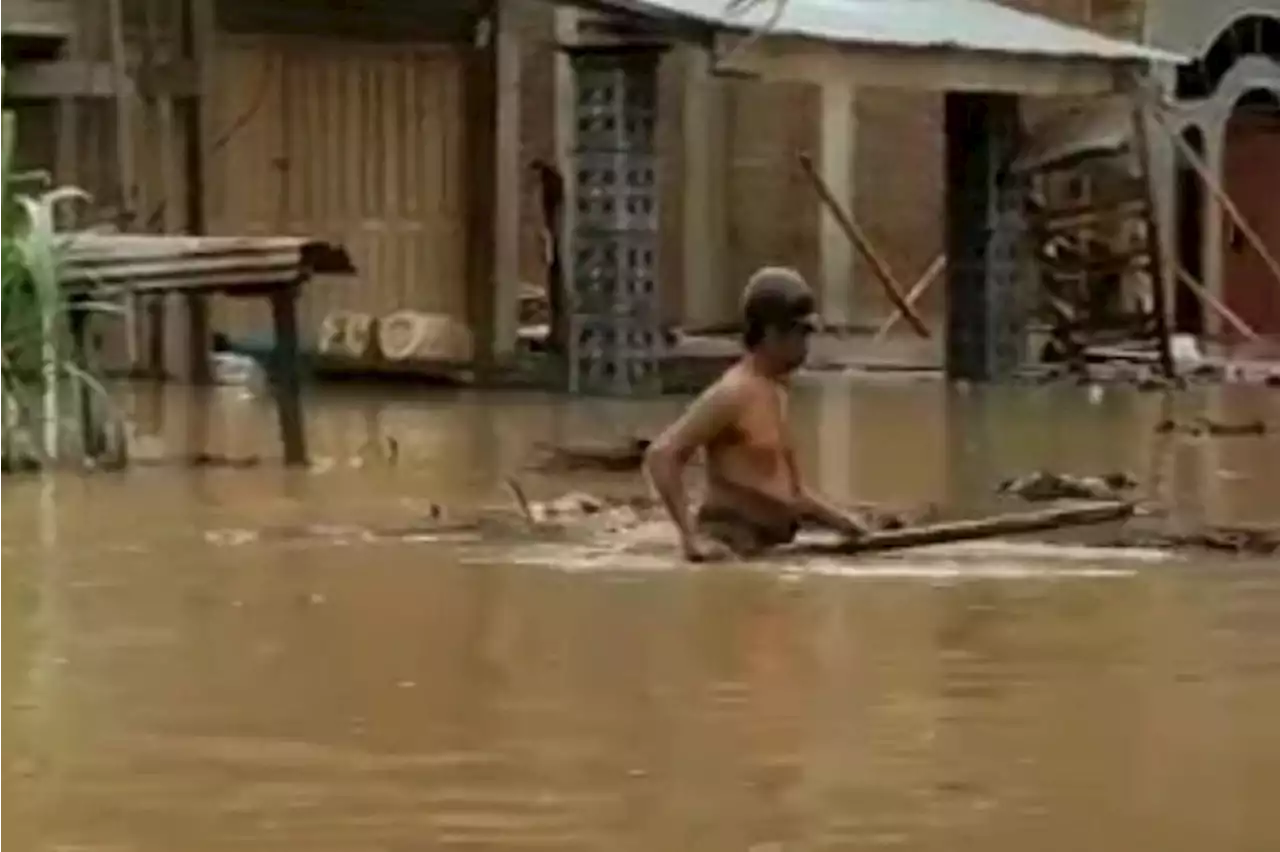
[268,284,307,466]
[68,300,106,459]
[186,293,213,385]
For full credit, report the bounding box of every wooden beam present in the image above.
[791,500,1136,557]
[715,37,1128,96]
[2,60,198,99]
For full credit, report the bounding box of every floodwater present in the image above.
[4,377,1280,852]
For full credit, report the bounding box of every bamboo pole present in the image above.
[797,153,932,338]
[1174,265,1260,342]
[872,254,945,341]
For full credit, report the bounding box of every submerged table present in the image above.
[61,234,355,466]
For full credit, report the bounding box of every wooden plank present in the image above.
[791,500,1135,557]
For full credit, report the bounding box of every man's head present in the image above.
[741,266,817,374]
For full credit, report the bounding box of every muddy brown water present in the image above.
[5,378,1280,851]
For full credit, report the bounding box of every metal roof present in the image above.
[591,0,1187,64]
[59,234,355,296]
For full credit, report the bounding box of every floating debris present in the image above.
[526,438,651,473]
[997,471,1138,502]
[1110,524,1280,557]
[1154,417,1269,437]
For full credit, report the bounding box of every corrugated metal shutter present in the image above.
[206,36,468,346]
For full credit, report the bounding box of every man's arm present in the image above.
[643,380,741,555]
[785,448,870,538]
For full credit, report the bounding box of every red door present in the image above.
[1222,108,1280,337]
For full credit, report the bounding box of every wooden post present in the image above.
[182,0,215,383]
[268,284,308,467]
[53,2,82,206]
[464,0,499,372]
[491,0,522,358]
[1132,101,1175,379]
[186,295,213,384]
[107,0,142,371]
[144,0,182,380]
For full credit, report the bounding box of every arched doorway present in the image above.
[1221,88,1280,336]
[1173,13,1280,339]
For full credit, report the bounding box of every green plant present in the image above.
[2,102,122,470]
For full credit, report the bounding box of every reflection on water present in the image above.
[4,379,1280,851]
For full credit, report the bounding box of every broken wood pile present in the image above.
[1022,157,1163,371]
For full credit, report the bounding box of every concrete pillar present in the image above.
[817,81,856,329]
[944,92,1026,382]
[1202,113,1228,334]
[553,6,578,337]
[814,384,855,504]
[680,46,729,330]
[490,0,523,357]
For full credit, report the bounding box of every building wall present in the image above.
[519,0,1128,331]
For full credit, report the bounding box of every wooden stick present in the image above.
[1131,102,1175,379]
[788,500,1135,557]
[1154,108,1280,293]
[504,476,537,527]
[872,254,945,341]
[1174,265,1259,342]
[797,153,931,338]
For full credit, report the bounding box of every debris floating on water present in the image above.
[996,471,1138,502]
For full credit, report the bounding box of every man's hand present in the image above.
[681,534,737,563]
[835,512,871,542]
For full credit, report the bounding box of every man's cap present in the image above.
[740,266,816,327]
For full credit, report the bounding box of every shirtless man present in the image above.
[644,267,869,561]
